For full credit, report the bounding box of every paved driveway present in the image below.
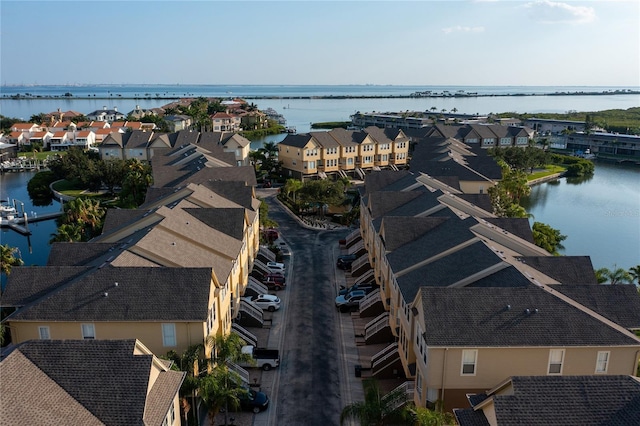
[259,193,354,426]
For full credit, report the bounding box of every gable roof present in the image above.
[516,256,598,284]
[279,133,314,148]
[1,339,184,426]
[553,284,640,329]
[419,286,640,347]
[456,375,640,426]
[5,266,214,322]
[47,242,118,266]
[364,170,413,193]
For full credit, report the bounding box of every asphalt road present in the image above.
[260,193,351,426]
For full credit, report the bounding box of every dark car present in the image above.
[263,273,286,290]
[239,388,269,413]
[337,258,354,270]
[338,283,376,296]
[336,254,357,266]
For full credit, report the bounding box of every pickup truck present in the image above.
[240,345,280,371]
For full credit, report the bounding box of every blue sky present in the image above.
[1,0,639,86]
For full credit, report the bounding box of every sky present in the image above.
[1,0,639,87]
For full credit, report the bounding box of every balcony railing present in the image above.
[359,289,381,312]
[371,342,399,370]
[365,311,389,339]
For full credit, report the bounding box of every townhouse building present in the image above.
[87,106,127,122]
[1,339,184,426]
[277,127,410,180]
[565,131,640,159]
[343,169,640,412]
[211,112,241,132]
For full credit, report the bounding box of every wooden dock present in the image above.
[0,211,62,235]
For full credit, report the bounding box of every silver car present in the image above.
[243,294,281,312]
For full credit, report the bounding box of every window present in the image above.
[595,351,609,373]
[162,323,177,347]
[461,350,477,375]
[548,349,564,374]
[38,326,50,340]
[81,323,95,339]
[416,372,423,400]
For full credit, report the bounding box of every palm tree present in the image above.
[1,244,23,276]
[50,223,83,243]
[199,367,247,426]
[628,265,640,285]
[283,178,304,206]
[451,108,458,114]
[340,379,410,426]
[597,265,633,284]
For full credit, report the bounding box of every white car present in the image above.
[243,294,281,312]
[267,261,285,273]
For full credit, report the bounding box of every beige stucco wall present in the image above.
[278,145,307,175]
[422,346,640,390]
[459,180,494,194]
[9,321,208,358]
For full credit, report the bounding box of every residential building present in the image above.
[524,118,586,135]
[86,106,127,122]
[164,115,192,132]
[128,105,157,120]
[277,127,410,180]
[565,131,640,159]
[454,375,640,425]
[0,339,184,426]
[347,169,640,413]
[211,112,241,132]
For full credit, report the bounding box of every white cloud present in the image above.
[523,0,596,24]
[442,25,485,35]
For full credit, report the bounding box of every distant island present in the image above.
[2,88,639,101]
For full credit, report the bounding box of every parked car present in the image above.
[336,254,357,266]
[239,388,270,413]
[337,258,354,270]
[263,273,286,290]
[264,228,279,241]
[335,290,367,311]
[267,261,285,273]
[243,294,281,312]
[338,283,376,296]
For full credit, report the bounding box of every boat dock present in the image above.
[0,211,62,235]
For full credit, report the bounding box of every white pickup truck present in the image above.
[240,345,280,371]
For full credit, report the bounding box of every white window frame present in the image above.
[38,326,51,340]
[416,371,423,400]
[162,323,177,347]
[461,349,477,375]
[595,351,609,373]
[81,323,96,339]
[548,349,565,375]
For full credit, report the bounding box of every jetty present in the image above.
[0,211,62,235]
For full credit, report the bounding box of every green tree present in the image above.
[283,178,304,206]
[50,222,83,243]
[29,112,48,124]
[100,158,127,195]
[1,244,23,276]
[27,170,56,206]
[488,163,531,218]
[298,179,347,216]
[259,199,278,229]
[628,265,640,285]
[258,142,280,175]
[532,222,566,255]
[596,265,633,285]
[199,367,247,426]
[119,159,152,207]
[408,404,456,426]
[340,378,410,426]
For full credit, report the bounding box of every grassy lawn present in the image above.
[18,150,60,161]
[527,165,566,181]
[51,179,105,198]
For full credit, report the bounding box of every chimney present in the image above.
[103,106,107,110]
[114,107,118,112]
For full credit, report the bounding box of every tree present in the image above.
[488,162,531,218]
[532,222,566,255]
[259,199,278,229]
[119,159,152,207]
[199,367,247,426]
[298,179,347,216]
[283,178,304,206]
[596,265,633,285]
[1,244,23,276]
[628,265,640,285]
[50,223,83,243]
[340,378,410,426]
[408,404,456,426]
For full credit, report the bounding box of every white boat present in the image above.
[0,199,18,222]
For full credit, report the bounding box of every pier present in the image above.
[0,211,62,235]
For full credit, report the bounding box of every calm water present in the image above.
[523,163,640,271]
[1,171,61,287]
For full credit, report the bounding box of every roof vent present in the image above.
[506,304,511,310]
[171,242,176,246]
[525,308,531,315]
[534,308,539,314]
[114,282,119,287]
[104,292,109,297]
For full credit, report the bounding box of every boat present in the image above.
[0,199,18,223]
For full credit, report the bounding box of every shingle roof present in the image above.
[1,266,92,306]
[381,216,448,252]
[471,375,640,426]
[364,170,412,193]
[553,285,640,329]
[458,194,494,216]
[1,339,185,426]
[453,408,490,426]
[7,266,213,322]
[184,208,245,240]
[279,133,313,148]
[310,131,340,148]
[101,209,151,234]
[484,218,534,243]
[368,191,424,219]
[420,286,640,346]
[516,256,598,284]
[47,242,117,266]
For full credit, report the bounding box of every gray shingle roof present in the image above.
[7,266,213,322]
[279,133,313,148]
[516,256,598,284]
[310,131,340,148]
[185,208,245,240]
[1,266,92,306]
[458,194,494,216]
[471,375,640,426]
[123,130,153,149]
[364,170,413,193]
[553,285,640,329]
[47,242,117,266]
[420,286,640,346]
[381,216,448,252]
[484,218,535,244]
[101,209,150,234]
[453,408,490,426]
[1,339,185,426]
[368,191,424,219]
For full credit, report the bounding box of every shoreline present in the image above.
[2,90,639,102]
